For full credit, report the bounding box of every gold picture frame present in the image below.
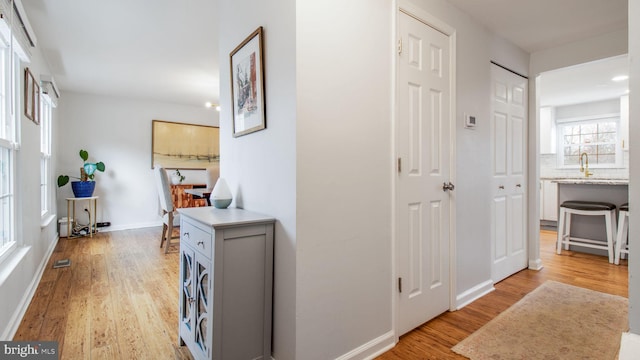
[230,26,266,137]
[151,120,220,169]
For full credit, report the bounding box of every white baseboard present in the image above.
[456,279,495,310]
[3,235,58,340]
[528,258,544,271]
[619,332,640,359]
[334,330,395,360]
[93,221,162,233]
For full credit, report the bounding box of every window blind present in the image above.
[0,0,36,61]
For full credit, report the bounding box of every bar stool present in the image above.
[615,203,629,265]
[556,200,617,263]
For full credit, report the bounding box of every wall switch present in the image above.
[465,113,477,129]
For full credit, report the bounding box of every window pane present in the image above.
[598,132,615,143]
[581,133,595,144]
[581,145,596,155]
[580,123,597,134]
[598,144,616,155]
[0,147,11,251]
[559,118,619,167]
[0,147,9,196]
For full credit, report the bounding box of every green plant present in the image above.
[173,169,185,183]
[57,149,106,187]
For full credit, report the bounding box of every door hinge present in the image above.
[398,277,402,293]
[398,38,403,55]
[397,157,402,173]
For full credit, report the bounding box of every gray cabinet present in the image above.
[178,208,275,360]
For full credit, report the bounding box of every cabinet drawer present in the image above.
[181,220,212,259]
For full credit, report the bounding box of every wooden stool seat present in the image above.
[615,203,629,265]
[556,200,617,263]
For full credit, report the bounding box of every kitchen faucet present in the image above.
[580,152,593,177]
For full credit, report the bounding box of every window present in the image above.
[40,93,52,217]
[0,45,19,260]
[557,116,621,168]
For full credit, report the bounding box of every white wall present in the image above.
[220,0,529,358]
[408,0,529,304]
[296,1,393,358]
[55,93,218,230]
[530,29,628,76]
[218,0,297,359]
[0,37,59,338]
[628,0,639,333]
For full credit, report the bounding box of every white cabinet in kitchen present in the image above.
[540,180,558,221]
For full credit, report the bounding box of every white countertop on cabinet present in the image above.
[178,207,275,228]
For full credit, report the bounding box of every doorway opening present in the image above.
[536,54,629,255]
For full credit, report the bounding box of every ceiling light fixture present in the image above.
[612,75,628,82]
[205,102,220,111]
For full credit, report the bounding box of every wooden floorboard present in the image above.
[13,229,627,359]
[376,229,628,359]
[13,227,193,360]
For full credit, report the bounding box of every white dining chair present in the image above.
[154,166,180,253]
[205,165,220,190]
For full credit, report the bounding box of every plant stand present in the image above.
[65,196,99,238]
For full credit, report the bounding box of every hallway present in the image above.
[378,230,628,359]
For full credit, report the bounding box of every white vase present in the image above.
[210,178,232,209]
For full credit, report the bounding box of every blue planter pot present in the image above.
[71,181,96,198]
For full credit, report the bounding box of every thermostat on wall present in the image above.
[465,114,477,129]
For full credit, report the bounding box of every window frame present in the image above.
[0,46,20,263]
[555,113,623,169]
[40,92,52,219]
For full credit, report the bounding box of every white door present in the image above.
[490,64,528,283]
[396,10,452,336]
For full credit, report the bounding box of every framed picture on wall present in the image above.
[230,26,266,137]
[24,68,36,123]
[33,81,40,125]
[151,120,220,170]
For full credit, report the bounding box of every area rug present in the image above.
[452,281,628,359]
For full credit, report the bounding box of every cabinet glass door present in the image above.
[180,248,195,333]
[194,254,211,358]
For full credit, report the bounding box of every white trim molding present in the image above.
[2,236,58,340]
[334,330,395,360]
[455,280,495,310]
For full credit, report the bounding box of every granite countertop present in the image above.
[549,178,629,185]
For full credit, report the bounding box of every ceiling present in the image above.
[21,0,628,108]
[446,0,628,54]
[22,0,218,107]
[539,55,629,107]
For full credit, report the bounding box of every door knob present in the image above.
[442,182,455,192]
[499,185,505,189]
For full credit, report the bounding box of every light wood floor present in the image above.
[13,229,628,359]
[377,230,629,359]
[13,227,193,359]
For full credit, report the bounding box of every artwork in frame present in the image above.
[33,81,40,125]
[230,26,265,137]
[151,120,220,170]
[24,67,38,124]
